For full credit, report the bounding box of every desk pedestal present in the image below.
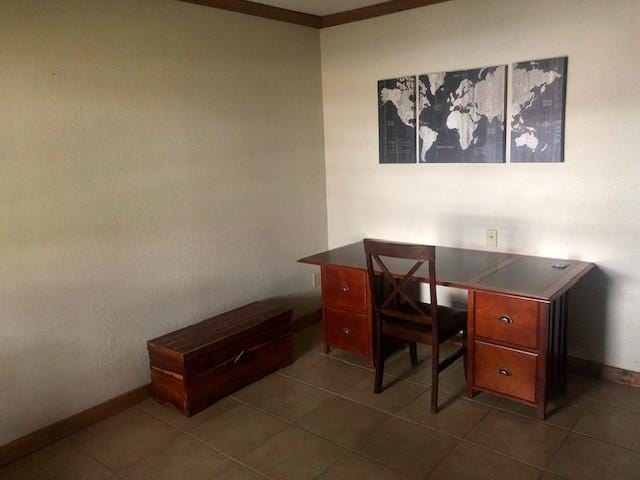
[320,265,374,364]
[467,290,568,419]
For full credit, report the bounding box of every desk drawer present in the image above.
[475,292,539,350]
[474,341,537,403]
[324,307,369,357]
[322,266,368,313]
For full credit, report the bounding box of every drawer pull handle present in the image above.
[342,327,352,336]
[233,350,246,364]
[340,285,350,294]
[498,315,513,324]
[497,368,512,377]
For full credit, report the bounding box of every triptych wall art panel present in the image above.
[378,77,416,164]
[377,57,567,164]
[418,66,506,163]
[511,57,568,163]
[378,77,416,163]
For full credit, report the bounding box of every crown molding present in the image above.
[180,0,321,28]
[179,0,451,29]
[321,0,450,28]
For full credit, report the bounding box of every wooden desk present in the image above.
[299,242,594,419]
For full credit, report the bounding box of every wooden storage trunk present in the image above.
[147,301,293,416]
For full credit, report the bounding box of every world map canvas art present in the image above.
[418,66,506,163]
[511,57,567,162]
[378,76,417,163]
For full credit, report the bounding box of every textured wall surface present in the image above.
[321,0,639,370]
[0,0,326,445]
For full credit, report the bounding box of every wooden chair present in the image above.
[363,239,467,413]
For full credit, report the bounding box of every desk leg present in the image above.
[560,292,569,394]
[321,307,330,354]
[466,290,476,399]
[537,303,550,420]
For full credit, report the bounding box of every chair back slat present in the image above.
[364,239,438,329]
[365,240,435,261]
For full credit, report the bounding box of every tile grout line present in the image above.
[227,395,409,478]
[314,347,414,375]
[461,405,571,472]
[308,448,351,480]
[86,451,123,479]
[314,344,640,413]
[461,402,493,441]
[455,406,554,473]
[549,393,640,455]
[281,366,512,446]
[586,395,640,414]
[134,404,276,480]
[543,429,571,478]
[275,370,479,443]
[456,438,551,474]
[230,394,409,475]
[226,371,444,476]
[443,403,569,473]
[570,430,640,455]
[282,363,504,430]
[140,356,640,479]
[420,438,465,480]
[134,351,639,478]
[297,405,452,479]
[64,419,161,479]
[283,355,635,472]
[453,404,640,473]
[299,346,468,389]
[9,341,633,478]
[72,386,596,479]
[138,393,406,479]
[483,402,576,432]
[228,396,295,425]
[544,426,571,471]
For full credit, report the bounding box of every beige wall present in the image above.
[0,0,326,445]
[3,0,640,447]
[321,0,639,370]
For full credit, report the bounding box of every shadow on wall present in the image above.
[441,214,611,366]
[568,266,610,365]
[265,291,321,321]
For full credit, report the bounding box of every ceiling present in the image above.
[250,0,384,16]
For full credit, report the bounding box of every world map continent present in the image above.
[418,66,506,163]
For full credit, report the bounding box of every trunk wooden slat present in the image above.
[147,302,292,416]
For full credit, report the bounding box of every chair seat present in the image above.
[380,302,466,345]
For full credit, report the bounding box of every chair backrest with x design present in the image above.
[363,238,439,334]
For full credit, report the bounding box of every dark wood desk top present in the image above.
[299,242,594,302]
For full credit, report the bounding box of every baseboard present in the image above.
[396,331,640,390]
[4,322,637,467]
[0,383,151,467]
[567,356,640,388]
[0,310,319,467]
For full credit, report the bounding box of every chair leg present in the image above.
[409,342,418,366]
[374,324,384,394]
[430,341,440,413]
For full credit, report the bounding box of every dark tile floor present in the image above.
[3,323,640,479]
